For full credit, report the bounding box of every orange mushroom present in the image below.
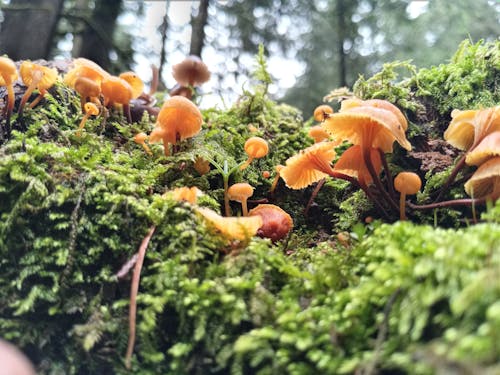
[269,164,284,194]
[119,71,144,99]
[133,132,152,155]
[227,182,254,216]
[165,186,203,205]
[464,131,500,166]
[394,172,422,220]
[308,125,331,143]
[193,156,210,175]
[333,145,382,185]
[148,96,203,156]
[464,157,500,200]
[64,57,109,87]
[196,207,263,242]
[74,77,101,111]
[248,204,293,242]
[76,102,100,137]
[0,56,18,131]
[18,61,58,114]
[172,55,210,87]
[101,76,133,121]
[313,104,334,122]
[240,136,269,170]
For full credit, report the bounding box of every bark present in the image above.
[189,0,210,57]
[336,0,347,87]
[73,0,122,71]
[0,0,64,60]
[157,0,170,91]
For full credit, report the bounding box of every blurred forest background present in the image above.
[0,0,499,116]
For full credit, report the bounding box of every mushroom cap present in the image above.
[394,172,422,195]
[313,104,334,122]
[151,96,203,145]
[64,58,109,87]
[444,107,500,151]
[84,102,99,116]
[172,55,210,87]
[308,125,331,143]
[322,106,411,152]
[101,76,133,105]
[19,61,58,90]
[134,132,148,144]
[0,56,18,84]
[280,141,337,189]
[464,156,500,198]
[362,99,408,131]
[119,71,144,99]
[333,145,382,184]
[465,131,500,166]
[196,207,263,241]
[74,76,101,98]
[244,136,269,159]
[248,204,293,242]
[0,339,36,375]
[166,186,203,205]
[227,182,254,202]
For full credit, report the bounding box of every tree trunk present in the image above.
[0,0,64,60]
[189,0,210,57]
[336,0,347,87]
[157,0,170,91]
[73,0,122,71]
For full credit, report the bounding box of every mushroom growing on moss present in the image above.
[464,156,500,201]
[172,55,210,87]
[394,172,422,221]
[133,132,152,155]
[464,131,500,166]
[119,71,144,99]
[74,76,101,111]
[76,102,100,137]
[101,76,133,122]
[18,61,58,115]
[248,204,293,242]
[313,104,334,122]
[240,136,269,170]
[148,96,203,156]
[0,56,18,132]
[228,182,254,216]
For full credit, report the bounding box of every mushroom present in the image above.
[170,83,193,100]
[64,57,109,87]
[76,102,100,137]
[313,104,334,122]
[464,131,500,166]
[18,61,58,114]
[165,186,203,205]
[74,76,101,111]
[119,71,144,99]
[280,142,338,189]
[101,76,133,122]
[333,145,382,185]
[0,56,18,132]
[148,96,203,156]
[248,204,293,242]
[0,339,36,375]
[269,164,284,194]
[196,207,263,242]
[464,156,500,200]
[133,132,152,155]
[308,125,331,143]
[193,156,210,175]
[240,136,269,170]
[227,182,254,216]
[394,172,422,220]
[172,55,210,87]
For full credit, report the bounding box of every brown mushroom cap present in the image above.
[322,105,411,152]
[248,204,293,242]
[150,96,203,145]
[0,56,18,84]
[172,55,210,87]
[464,156,500,199]
[394,172,422,195]
[444,107,500,151]
[333,145,382,184]
[196,207,263,241]
[244,137,269,159]
[280,141,337,189]
[227,183,254,202]
[465,131,500,166]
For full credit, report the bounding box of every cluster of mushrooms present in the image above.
[279,98,500,221]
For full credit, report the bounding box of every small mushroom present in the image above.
[76,102,100,136]
[0,56,18,131]
[74,76,102,111]
[148,96,203,156]
[196,207,263,242]
[0,339,36,375]
[101,76,133,122]
[248,204,293,242]
[133,132,152,155]
[227,182,254,216]
[18,61,58,114]
[240,136,269,170]
[394,172,422,221]
[313,104,334,122]
[119,71,144,99]
[64,57,109,87]
[193,156,210,175]
[308,125,331,143]
[464,131,500,166]
[165,186,203,205]
[172,55,210,87]
[464,156,500,200]
[269,164,284,194]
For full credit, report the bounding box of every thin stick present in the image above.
[125,225,156,369]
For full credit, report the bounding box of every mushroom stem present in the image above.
[399,192,407,220]
[241,199,249,216]
[379,149,396,198]
[223,175,231,217]
[76,113,91,137]
[408,196,489,210]
[18,70,44,116]
[358,176,391,220]
[433,153,467,202]
[123,103,132,123]
[240,156,254,170]
[28,89,47,109]
[304,178,326,216]
[5,82,15,136]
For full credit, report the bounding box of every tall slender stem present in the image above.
[434,153,467,202]
[408,196,488,210]
[379,150,395,198]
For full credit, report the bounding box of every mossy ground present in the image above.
[0,41,499,374]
